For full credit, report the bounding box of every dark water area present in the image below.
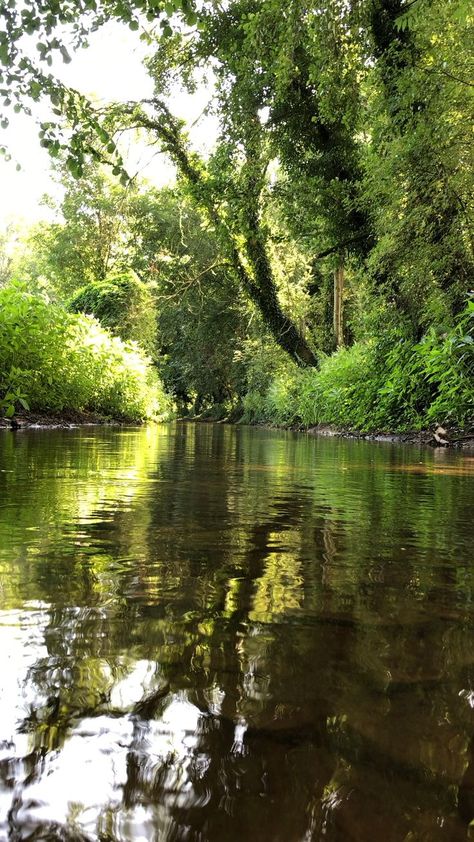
[0,423,473,841]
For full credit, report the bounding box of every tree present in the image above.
[6,156,255,408]
[364,0,474,331]
[125,188,253,410]
[1,0,320,366]
[1,0,472,363]
[10,161,135,296]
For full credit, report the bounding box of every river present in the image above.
[0,423,473,841]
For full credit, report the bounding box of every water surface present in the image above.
[0,423,473,841]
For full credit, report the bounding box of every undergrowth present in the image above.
[242,299,474,431]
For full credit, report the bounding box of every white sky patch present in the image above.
[15,697,203,838]
[0,23,217,228]
[0,609,209,840]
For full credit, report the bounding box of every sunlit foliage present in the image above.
[0,0,473,429]
[69,269,158,358]
[243,298,474,431]
[0,283,170,420]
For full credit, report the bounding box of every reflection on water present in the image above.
[0,423,473,840]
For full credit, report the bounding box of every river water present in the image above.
[0,423,473,841]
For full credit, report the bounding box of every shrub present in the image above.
[0,283,171,421]
[69,270,157,358]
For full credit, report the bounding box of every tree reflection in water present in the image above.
[0,423,473,840]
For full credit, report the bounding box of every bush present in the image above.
[69,270,157,358]
[0,283,171,421]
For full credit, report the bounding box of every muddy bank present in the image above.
[304,423,474,449]
[179,411,474,449]
[0,409,133,430]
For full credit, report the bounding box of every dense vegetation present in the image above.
[0,284,169,421]
[0,0,472,430]
[243,300,474,430]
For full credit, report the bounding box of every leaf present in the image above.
[60,45,72,64]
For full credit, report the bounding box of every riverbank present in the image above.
[304,423,474,449]
[3,409,473,450]
[0,410,127,430]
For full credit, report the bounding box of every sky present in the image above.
[0,23,215,230]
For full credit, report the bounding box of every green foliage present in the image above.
[69,269,157,357]
[1,0,473,429]
[364,0,474,326]
[0,224,15,286]
[0,0,196,178]
[5,164,256,412]
[10,162,141,297]
[243,299,474,431]
[125,189,254,410]
[0,283,170,421]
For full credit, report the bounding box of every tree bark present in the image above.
[333,257,344,348]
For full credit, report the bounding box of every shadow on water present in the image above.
[0,422,473,840]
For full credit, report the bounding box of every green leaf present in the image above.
[60,46,72,64]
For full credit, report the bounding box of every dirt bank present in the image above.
[0,410,127,430]
[2,412,473,449]
[304,424,474,449]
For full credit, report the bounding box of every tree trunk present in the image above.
[242,221,318,365]
[333,257,344,348]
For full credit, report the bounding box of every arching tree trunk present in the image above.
[132,101,318,368]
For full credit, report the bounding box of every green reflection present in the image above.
[0,423,473,841]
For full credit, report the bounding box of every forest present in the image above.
[0,0,473,432]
